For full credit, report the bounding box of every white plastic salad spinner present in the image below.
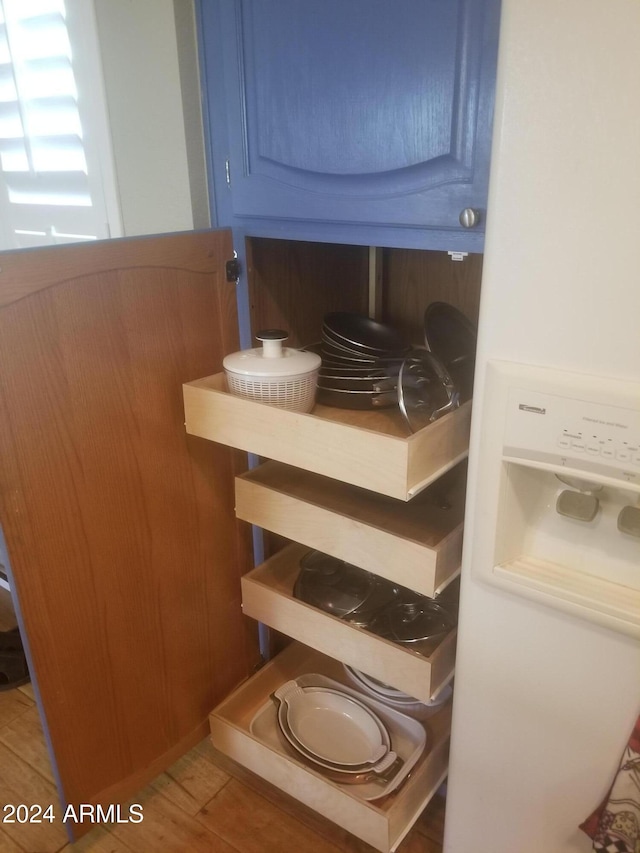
[223,330,321,412]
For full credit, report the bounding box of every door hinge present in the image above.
[225,258,241,283]
[225,158,231,187]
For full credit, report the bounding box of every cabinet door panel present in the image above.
[202,0,499,241]
[248,0,459,179]
[0,231,259,833]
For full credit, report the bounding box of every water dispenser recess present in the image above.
[472,361,640,638]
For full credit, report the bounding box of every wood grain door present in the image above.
[0,230,260,833]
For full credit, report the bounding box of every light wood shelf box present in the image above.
[209,641,451,853]
[183,373,472,501]
[241,543,456,703]
[236,460,465,597]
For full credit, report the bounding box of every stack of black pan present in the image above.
[312,312,411,410]
[302,305,477,425]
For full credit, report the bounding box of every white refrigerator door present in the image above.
[445,1,640,852]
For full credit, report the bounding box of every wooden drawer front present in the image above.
[236,461,464,597]
[241,544,456,703]
[183,373,471,501]
[209,642,451,853]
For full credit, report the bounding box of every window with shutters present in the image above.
[0,0,120,249]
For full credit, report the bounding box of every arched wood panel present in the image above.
[0,230,259,831]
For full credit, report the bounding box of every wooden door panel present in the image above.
[0,231,259,831]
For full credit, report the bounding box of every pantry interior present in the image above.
[180,235,484,852]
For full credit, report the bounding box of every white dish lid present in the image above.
[223,329,321,378]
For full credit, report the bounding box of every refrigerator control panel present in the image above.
[503,387,640,486]
[474,361,640,638]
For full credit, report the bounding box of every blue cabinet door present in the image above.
[198,0,500,251]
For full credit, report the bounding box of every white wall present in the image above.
[445,2,640,851]
[92,0,203,236]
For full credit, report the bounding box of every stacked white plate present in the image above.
[343,664,453,719]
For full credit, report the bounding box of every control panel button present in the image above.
[586,444,600,455]
[601,447,615,459]
[558,437,571,449]
[570,440,585,452]
[616,449,631,462]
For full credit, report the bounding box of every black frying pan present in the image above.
[319,375,397,393]
[316,386,398,410]
[321,339,379,363]
[323,312,410,357]
[319,365,396,378]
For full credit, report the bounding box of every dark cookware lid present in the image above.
[397,349,459,433]
[294,551,376,617]
[377,599,454,644]
[423,302,477,402]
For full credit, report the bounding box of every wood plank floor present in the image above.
[0,591,445,853]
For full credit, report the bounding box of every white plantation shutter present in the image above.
[0,0,119,248]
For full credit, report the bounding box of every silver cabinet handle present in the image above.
[459,208,481,228]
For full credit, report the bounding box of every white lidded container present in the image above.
[223,330,321,412]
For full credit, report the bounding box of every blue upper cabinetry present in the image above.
[197,0,501,252]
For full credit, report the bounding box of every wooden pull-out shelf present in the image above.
[209,642,450,853]
[236,460,465,597]
[183,373,471,501]
[241,543,456,703]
